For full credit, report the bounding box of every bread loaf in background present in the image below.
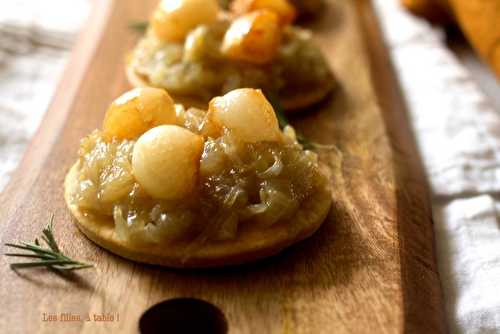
[402,0,500,79]
[402,0,451,23]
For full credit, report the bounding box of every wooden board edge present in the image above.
[354,0,448,332]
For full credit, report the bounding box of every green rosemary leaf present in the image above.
[4,243,55,256]
[4,253,55,259]
[10,260,77,269]
[129,21,148,33]
[267,94,336,151]
[42,215,60,253]
[4,216,93,272]
[266,94,289,129]
[55,264,95,271]
[20,242,59,256]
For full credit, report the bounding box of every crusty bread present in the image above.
[65,162,332,268]
[447,0,500,78]
[402,0,500,78]
[401,0,451,23]
[126,63,335,113]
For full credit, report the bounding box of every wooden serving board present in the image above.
[0,0,447,333]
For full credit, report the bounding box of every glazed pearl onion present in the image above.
[151,0,220,42]
[230,0,297,25]
[132,125,204,200]
[221,10,282,65]
[208,88,282,143]
[103,88,177,140]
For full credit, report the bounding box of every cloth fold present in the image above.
[0,0,90,190]
[0,0,91,48]
[433,196,500,333]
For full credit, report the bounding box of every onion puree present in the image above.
[129,20,333,102]
[71,106,327,245]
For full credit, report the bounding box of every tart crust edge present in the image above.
[64,162,332,268]
[125,62,335,112]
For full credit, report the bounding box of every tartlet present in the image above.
[127,0,335,112]
[64,87,332,268]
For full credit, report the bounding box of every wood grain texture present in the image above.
[0,0,447,333]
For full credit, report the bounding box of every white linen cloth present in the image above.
[0,0,90,190]
[373,0,500,333]
[0,0,498,332]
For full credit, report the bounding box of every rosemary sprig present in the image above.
[4,215,93,271]
[268,95,336,151]
[129,21,149,34]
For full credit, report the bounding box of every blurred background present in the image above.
[0,0,90,190]
[0,0,498,333]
